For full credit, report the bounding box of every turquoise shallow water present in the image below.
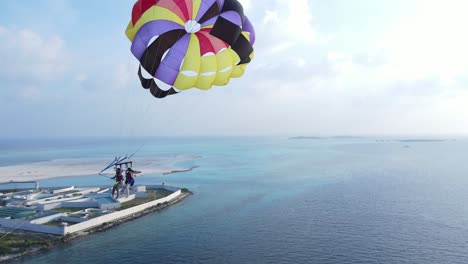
[2,137,468,263]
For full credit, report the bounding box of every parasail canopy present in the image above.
[126,0,256,98]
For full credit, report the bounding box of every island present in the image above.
[0,184,191,262]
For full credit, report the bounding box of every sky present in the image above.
[1,0,468,138]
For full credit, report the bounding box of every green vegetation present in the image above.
[119,189,172,210]
[0,233,55,255]
[181,188,192,194]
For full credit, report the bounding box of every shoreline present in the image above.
[0,155,201,182]
[0,189,192,263]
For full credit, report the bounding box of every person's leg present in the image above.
[124,183,130,197]
[122,182,128,195]
[116,183,121,198]
[120,183,125,196]
[128,180,135,196]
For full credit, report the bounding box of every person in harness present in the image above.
[122,168,136,198]
[111,168,124,198]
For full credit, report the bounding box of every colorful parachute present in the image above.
[126,0,256,98]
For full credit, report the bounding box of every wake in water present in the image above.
[0,155,201,181]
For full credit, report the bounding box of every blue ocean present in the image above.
[2,136,468,264]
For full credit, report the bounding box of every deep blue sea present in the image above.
[2,136,468,264]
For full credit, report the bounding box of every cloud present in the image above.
[117,0,468,136]
[237,0,332,97]
[263,0,317,44]
[0,26,71,83]
[2,1,468,137]
[352,52,387,68]
[371,1,468,83]
[238,0,252,12]
[256,0,319,56]
[113,61,139,90]
[4,0,80,35]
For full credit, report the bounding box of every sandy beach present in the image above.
[0,155,200,182]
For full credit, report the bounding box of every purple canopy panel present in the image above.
[220,10,243,27]
[131,20,183,60]
[216,0,225,10]
[201,16,218,27]
[242,16,255,45]
[195,0,217,22]
[155,34,190,85]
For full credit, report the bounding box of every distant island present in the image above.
[289,136,365,140]
[397,139,447,142]
[376,139,450,143]
[289,136,325,140]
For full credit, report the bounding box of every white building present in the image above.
[0,185,183,236]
